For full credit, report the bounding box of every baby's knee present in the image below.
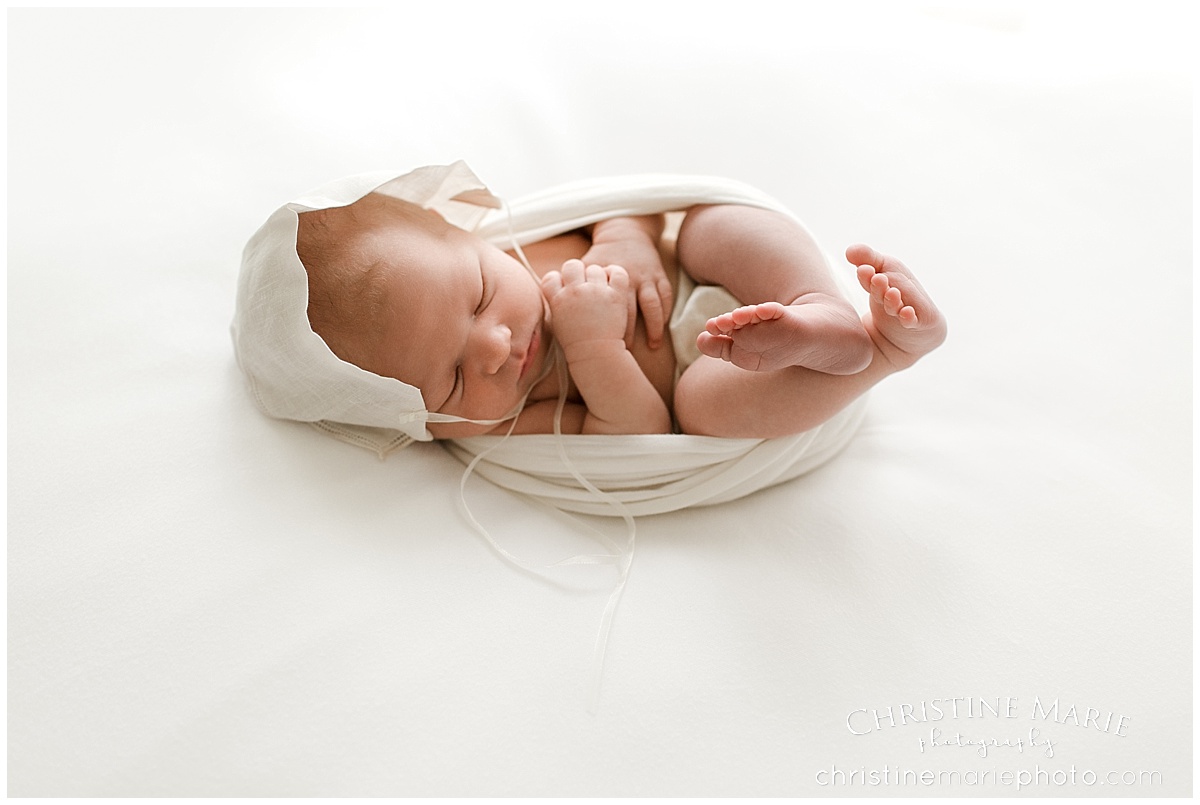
[678,204,791,266]
[679,204,751,250]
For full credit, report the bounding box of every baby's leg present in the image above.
[674,219,946,437]
[675,355,885,437]
[677,205,874,375]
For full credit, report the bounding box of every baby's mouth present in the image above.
[519,322,540,381]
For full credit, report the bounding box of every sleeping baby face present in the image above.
[330,196,554,438]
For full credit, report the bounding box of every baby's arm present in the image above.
[541,259,671,435]
[583,215,673,349]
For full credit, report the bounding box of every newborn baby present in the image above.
[295,191,946,441]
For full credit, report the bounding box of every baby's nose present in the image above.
[473,323,512,375]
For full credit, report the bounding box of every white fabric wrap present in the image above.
[231,161,868,516]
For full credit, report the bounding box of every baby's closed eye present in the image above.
[475,263,490,315]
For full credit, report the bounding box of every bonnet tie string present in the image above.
[448,200,638,712]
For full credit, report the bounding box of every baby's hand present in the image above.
[541,259,630,353]
[583,218,673,349]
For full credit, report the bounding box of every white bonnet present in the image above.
[231,161,503,443]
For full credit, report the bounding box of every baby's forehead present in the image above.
[356,200,476,289]
[309,195,457,265]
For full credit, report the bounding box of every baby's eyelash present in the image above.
[475,269,487,315]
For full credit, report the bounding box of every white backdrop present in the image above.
[8,3,1192,796]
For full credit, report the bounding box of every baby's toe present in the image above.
[869,272,891,302]
[696,331,733,361]
[705,312,734,335]
[883,286,904,316]
[856,264,878,293]
[753,301,786,322]
[731,306,760,327]
[846,243,885,270]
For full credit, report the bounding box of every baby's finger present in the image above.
[656,276,675,320]
[584,263,608,284]
[561,259,585,284]
[638,282,666,348]
[540,270,564,297]
[623,291,637,348]
[607,264,629,290]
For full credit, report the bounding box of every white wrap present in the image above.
[232,162,868,517]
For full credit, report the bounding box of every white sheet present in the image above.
[8,4,1192,796]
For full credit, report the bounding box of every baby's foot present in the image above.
[696,297,873,374]
[847,244,947,369]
